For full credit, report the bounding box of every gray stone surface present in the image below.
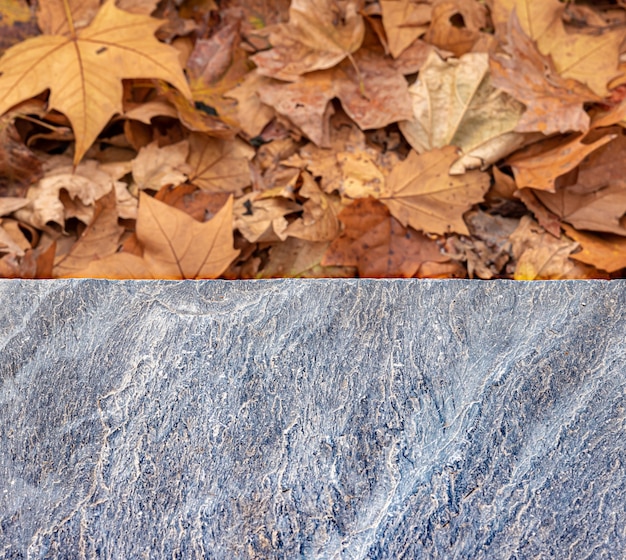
[0,279,625,559]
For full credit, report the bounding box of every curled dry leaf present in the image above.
[0,1,191,164]
[234,193,301,243]
[132,140,190,191]
[286,172,342,241]
[400,51,525,173]
[380,146,490,235]
[251,0,365,81]
[15,160,121,230]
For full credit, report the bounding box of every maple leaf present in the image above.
[252,0,365,81]
[138,193,239,278]
[399,51,525,173]
[379,146,490,235]
[71,193,239,279]
[0,0,191,165]
[186,133,254,194]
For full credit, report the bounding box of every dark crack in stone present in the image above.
[0,279,625,558]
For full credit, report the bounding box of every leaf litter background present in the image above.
[2,0,626,279]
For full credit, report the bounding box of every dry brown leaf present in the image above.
[284,123,389,196]
[400,51,525,173]
[509,215,603,280]
[534,183,626,236]
[123,100,179,124]
[251,0,365,81]
[0,218,28,257]
[490,14,597,135]
[507,134,615,192]
[380,0,431,58]
[0,112,43,197]
[222,0,290,50]
[65,251,155,279]
[574,130,626,194]
[154,184,230,223]
[424,0,487,57]
[234,193,301,243]
[444,210,518,279]
[322,197,449,277]
[258,50,412,146]
[187,15,251,123]
[0,1,191,164]
[186,132,254,193]
[132,140,190,191]
[224,72,276,138]
[536,13,625,97]
[14,160,121,230]
[515,188,561,238]
[380,146,490,235]
[489,0,561,41]
[563,224,626,273]
[285,172,341,241]
[53,190,123,277]
[259,237,353,278]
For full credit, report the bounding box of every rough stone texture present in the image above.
[1,279,625,559]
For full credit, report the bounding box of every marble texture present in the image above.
[1,279,625,559]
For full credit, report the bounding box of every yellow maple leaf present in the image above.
[67,193,239,279]
[0,0,191,165]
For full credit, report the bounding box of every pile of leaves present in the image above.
[2,0,626,280]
